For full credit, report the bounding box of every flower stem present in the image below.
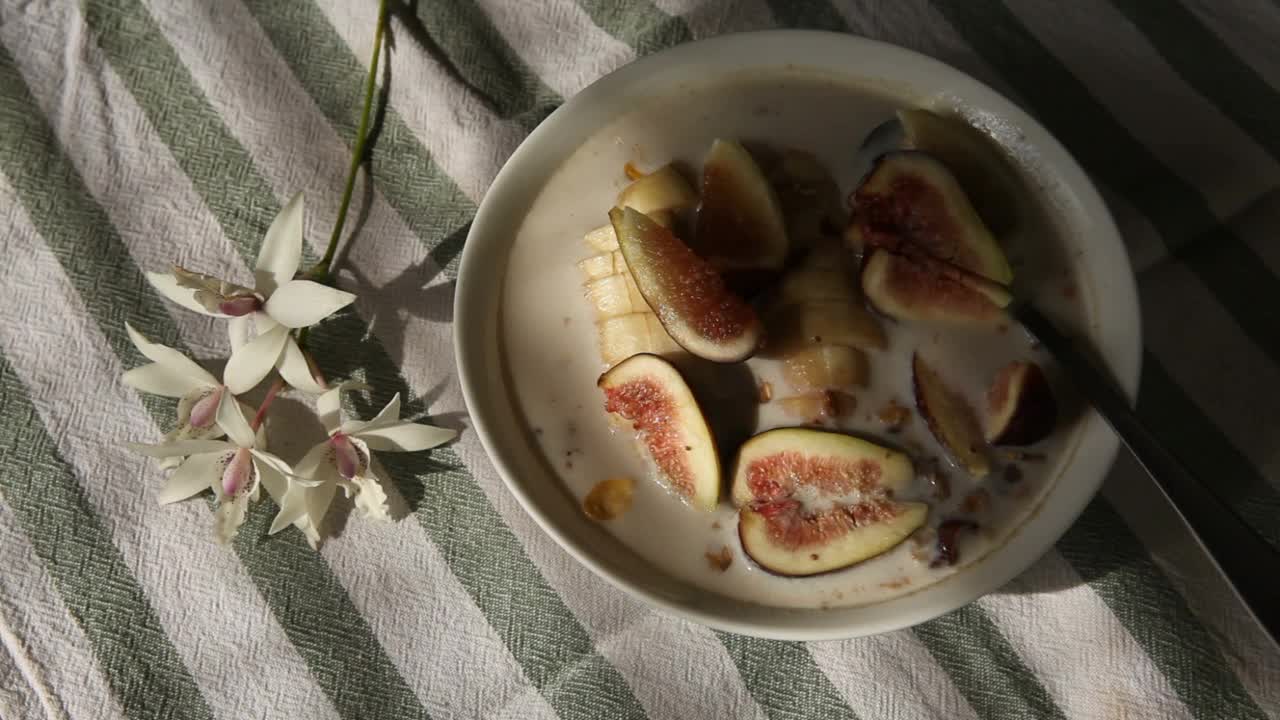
[251,377,286,432]
[309,0,389,283]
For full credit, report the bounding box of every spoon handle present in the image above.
[1011,302,1280,647]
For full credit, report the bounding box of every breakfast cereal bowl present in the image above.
[454,31,1139,640]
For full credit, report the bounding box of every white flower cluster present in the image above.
[123,195,455,545]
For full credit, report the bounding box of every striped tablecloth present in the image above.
[1,1,1277,718]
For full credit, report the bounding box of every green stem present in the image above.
[308,0,389,283]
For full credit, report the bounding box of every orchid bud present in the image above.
[221,447,255,497]
[217,295,262,316]
[188,386,225,429]
[329,433,361,480]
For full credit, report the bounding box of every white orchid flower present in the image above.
[128,391,302,544]
[269,384,456,547]
[120,323,230,469]
[146,193,355,395]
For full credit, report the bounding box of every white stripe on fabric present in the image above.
[1005,0,1280,223]
[0,500,124,720]
[980,551,1196,720]
[1180,0,1280,97]
[472,0,635,99]
[0,175,339,720]
[321,0,523,203]
[810,633,979,720]
[650,0,777,37]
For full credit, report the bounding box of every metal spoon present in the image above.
[1011,301,1280,647]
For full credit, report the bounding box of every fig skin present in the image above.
[610,207,762,363]
[598,353,721,511]
[912,353,991,478]
[849,150,1013,284]
[985,361,1057,446]
[861,248,1010,328]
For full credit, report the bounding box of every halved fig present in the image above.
[781,344,869,392]
[596,312,680,367]
[913,354,990,478]
[765,300,886,353]
[583,209,677,253]
[729,428,927,576]
[610,207,762,362]
[617,164,698,215]
[599,353,720,510]
[861,248,1011,327]
[693,139,789,271]
[985,361,1057,446]
[897,109,1028,237]
[850,151,1012,284]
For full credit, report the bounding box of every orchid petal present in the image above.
[255,452,290,505]
[223,324,288,394]
[292,442,330,480]
[305,479,338,533]
[157,451,223,505]
[127,439,233,458]
[277,335,326,394]
[268,486,309,534]
[125,323,218,386]
[254,313,280,334]
[348,473,390,521]
[263,280,355,328]
[316,381,370,434]
[146,271,225,316]
[122,363,205,398]
[214,496,248,545]
[340,393,401,435]
[255,192,304,295]
[355,422,456,452]
[228,315,251,353]
[216,389,256,448]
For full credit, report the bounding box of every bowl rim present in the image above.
[454,29,1141,640]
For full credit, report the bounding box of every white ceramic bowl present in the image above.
[455,31,1140,640]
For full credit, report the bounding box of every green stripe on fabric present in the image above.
[575,0,693,55]
[401,0,560,124]
[308,312,649,720]
[240,0,475,278]
[12,10,434,717]
[1137,352,1280,547]
[1109,0,1280,164]
[0,354,214,720]
[85,2,650,715]
[1059,498,1268,720]
[913,604,1066,720]
[928,0,1280,367]
[718,634,858,720]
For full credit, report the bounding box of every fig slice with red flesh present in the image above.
[598,353,720,511]
[913,354,991,478]
[693,139,790,272]
[985,361,1058,446]
[610,206,762,362]
[861,247,1011,327]
[849,151,1012,284]
[730,428,927,576]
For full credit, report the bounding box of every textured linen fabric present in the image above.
[0,1,1278,719]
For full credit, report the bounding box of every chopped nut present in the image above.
[999,449,1046,463]
[623,161,645,180]
[706,546,733,572]
[757,381,773,403]
[583,477,635,521]
[877,399,912,432]
[961,488,991,515]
